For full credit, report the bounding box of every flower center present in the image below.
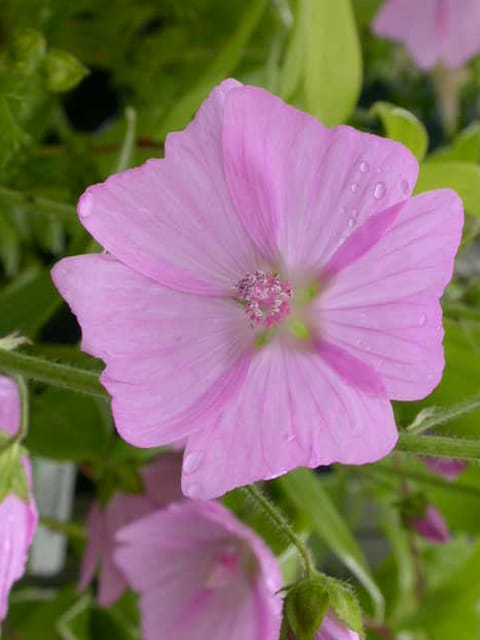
[235,270,293,329]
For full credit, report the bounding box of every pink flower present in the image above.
[373,0,480,69]
[0,376,38,621]
[410,504,450,543]
[52,80,463,499]
[287,611,359,640]
[424,456,466,481]
[79,452,182,606]
[114,501,282,640]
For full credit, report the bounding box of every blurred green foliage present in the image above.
[1,0,480,638]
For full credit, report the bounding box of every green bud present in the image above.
[283,577,330,640]
[11,28,46,74]
[324,576,365,639]
[45,49,89,92]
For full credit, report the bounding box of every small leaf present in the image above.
[302,0,362,125]
[372,101,428,161]
[45,49,89,93]
[11,28,46,74]
[0,442,29,503]
[429,123,480,163]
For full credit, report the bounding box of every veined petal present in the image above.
[182,343,397,499]
[77,80,259,295]
[52,254,253,447]
[317,189,463,401]
[222,85,417,274]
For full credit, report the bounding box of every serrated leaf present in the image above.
[372,101,428,161]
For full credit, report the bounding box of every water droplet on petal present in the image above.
[373,182,386,199]
[183,451,204,474]
[79,192,94,218]
[401,179,409,194]
[351,183,359,193]
[419,313,427,327]
[348,217,355,227]
[185,482,201,498]
[359,160,370,173]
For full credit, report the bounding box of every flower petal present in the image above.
[78,503,103,592]
[317,189,463,401]
[0,376,20,437]
[76,80,259,295]
[115,502,281,640]
[373,0,440,69]
[182,343,397,499]
[222,85,418,274]
[0,459,37,621]
[52,254,252,446]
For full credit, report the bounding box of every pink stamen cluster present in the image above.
[236,270,292,329]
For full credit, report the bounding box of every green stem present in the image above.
[0,349,107,399]
[406,393,480,434]
[243,484,315,577]
[397,433,480,461]
[365,463,480,500]
[0,186,77,223]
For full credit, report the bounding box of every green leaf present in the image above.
[0,97,30,170]
[26,389,111,462]
[0,441,29,502]
[429,123,480,163]
[371,101,428,161]
[406,392,480,435]
[415,161,480,216]
[45,49,89,92]
[284,577,330,640]
[302,0,362,125]
[158,0,267,137]
[0,267,61,337]
[398,541,480,639]
[279,469,385,620]
[11,28,46,74]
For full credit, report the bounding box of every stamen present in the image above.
[235,270,292,329]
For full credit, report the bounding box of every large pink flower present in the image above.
[79,452,182,606]
[114,501,282,640]
[0,376,38,621]
[52,80,463,499]
[373,0,480,69]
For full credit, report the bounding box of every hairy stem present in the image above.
[397,433,480,461]
[0,349,108,399]
[243,484,315,577]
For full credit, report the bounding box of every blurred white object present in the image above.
[29,458,76,576]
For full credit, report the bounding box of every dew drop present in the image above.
[350,183,359,193]
[359,160,370,173]
[79,192,94,218]
[373,182,386,199]
[284,430,296,442]
[183,451,204,474]
[185,482,201,498]
[348,217,355,228]
[419,313,427,327]
[401,179,409,194]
